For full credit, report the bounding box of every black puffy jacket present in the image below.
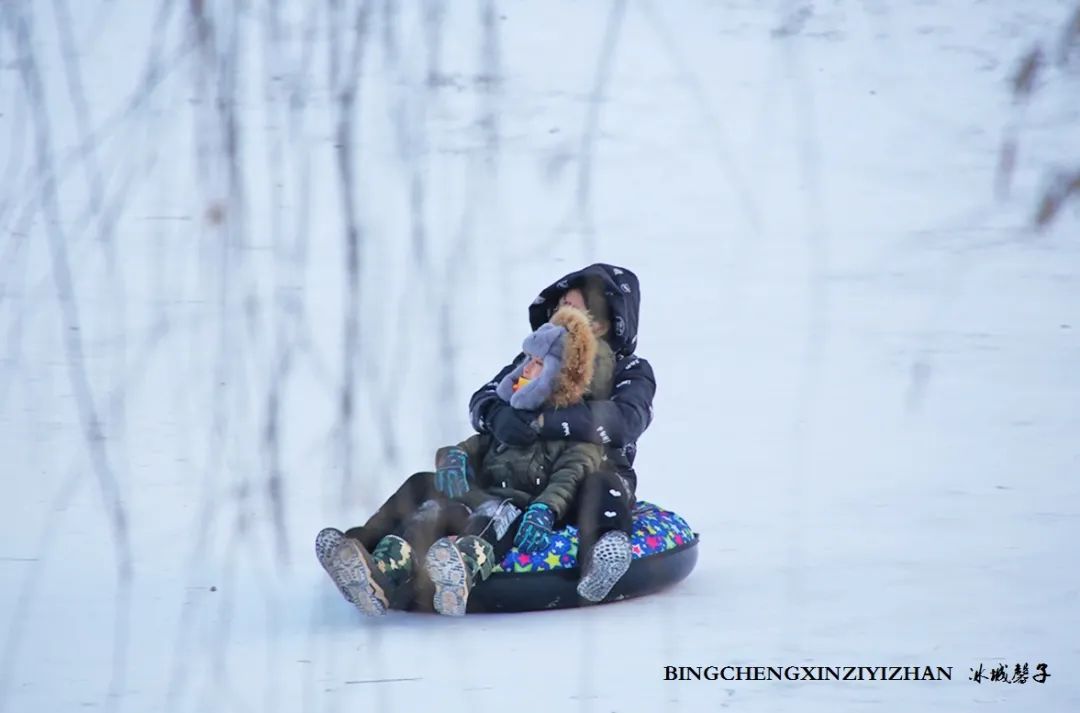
[468,263,656,493]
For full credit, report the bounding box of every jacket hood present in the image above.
[527,263,641,356]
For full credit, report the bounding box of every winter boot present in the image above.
[424,535,495,616]
[315,527,345,572]
[577,530,632,603]
[327,534,414,616]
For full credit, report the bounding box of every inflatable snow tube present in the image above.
[404,501,698,613]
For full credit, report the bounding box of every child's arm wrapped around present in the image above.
[534,442,604,519]
[514,441,604,552]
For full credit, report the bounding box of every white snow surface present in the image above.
[2,1,1079,711]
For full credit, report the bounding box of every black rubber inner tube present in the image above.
[396,536,699,614]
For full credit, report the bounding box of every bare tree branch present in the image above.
[2,5,132,710]
[575,0,627,259]
[330,0,373,501]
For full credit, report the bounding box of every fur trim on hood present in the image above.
[494,306,597,410]
[547,305,597,408]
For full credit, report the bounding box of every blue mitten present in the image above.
[514,503,555,553]
[434,446,472,499]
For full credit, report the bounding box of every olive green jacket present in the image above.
[455,434,603,521]
[453,341,616,521]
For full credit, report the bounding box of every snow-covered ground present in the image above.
[2,1,1079,711]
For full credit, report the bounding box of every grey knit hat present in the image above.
[494,322,567,410]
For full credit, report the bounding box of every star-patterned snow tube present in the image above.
[406,501,698,613]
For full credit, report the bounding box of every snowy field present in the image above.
[2,1,1079,711]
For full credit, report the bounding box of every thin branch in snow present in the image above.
[7,0,187,232]
[383,1,431,270]
[994,45,1042,200]
[330,0,373,501]
[4,0,134,603]
[1035,170,1080,228]
[51,0,106,218]
[995,136,1019,199]
[264,348,294,567]
[0,76,30,225]
[262,0,297,571]
[381,0,399,64]
[0,94,31,388]
[574,0,626,259]
[422,0,447,87]
[997,5,1080,226]
[1059,4,1080,66]
[0,230,31,414]
[778,0,832,400]
[2,6,132,711]
[477,0,502,165]
[1012,45,1044,100]
[639,0,763,237]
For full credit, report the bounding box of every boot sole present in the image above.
[425,539,469,616]
[577,531,632,603]
[315,528,344,572]
[329,539,389,616]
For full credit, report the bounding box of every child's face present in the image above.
[522,355,544,380]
